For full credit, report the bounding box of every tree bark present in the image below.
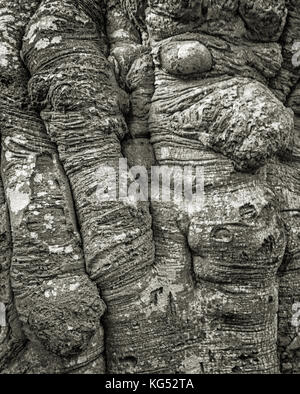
[0,0,299,374]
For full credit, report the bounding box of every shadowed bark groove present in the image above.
[0,0,299,374]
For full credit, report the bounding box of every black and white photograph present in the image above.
[0,0,299,379]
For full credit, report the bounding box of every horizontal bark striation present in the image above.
[268,86,300,374]
[0,175,24,371]
[149,72,294,171]
[0,0,299,374]
[270,0,300,102]
[120,0,296,373]
[0,0,105,373]
[104,0,294,374]
[23,0,158,373]
[143,0,286,42]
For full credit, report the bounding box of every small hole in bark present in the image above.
[150,287,163,305]
[0,233,7,243]
[239,251,249,261]
[268,296,274,303]
[118,356,137,367]
[86,185,97,196]
[168,292,177,316]
[239,203,257,220]
[36,153,53,172]
[260,235,275,253]
[211,227,233,243]
[202,1,208,17]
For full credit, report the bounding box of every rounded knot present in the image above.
[160,40,212,76]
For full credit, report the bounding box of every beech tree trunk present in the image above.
[0,0,299,374]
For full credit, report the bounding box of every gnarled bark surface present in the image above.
[0,0,299,374]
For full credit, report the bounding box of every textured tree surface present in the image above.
[0,0,299,374]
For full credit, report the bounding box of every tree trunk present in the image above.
[0,0,299,374]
